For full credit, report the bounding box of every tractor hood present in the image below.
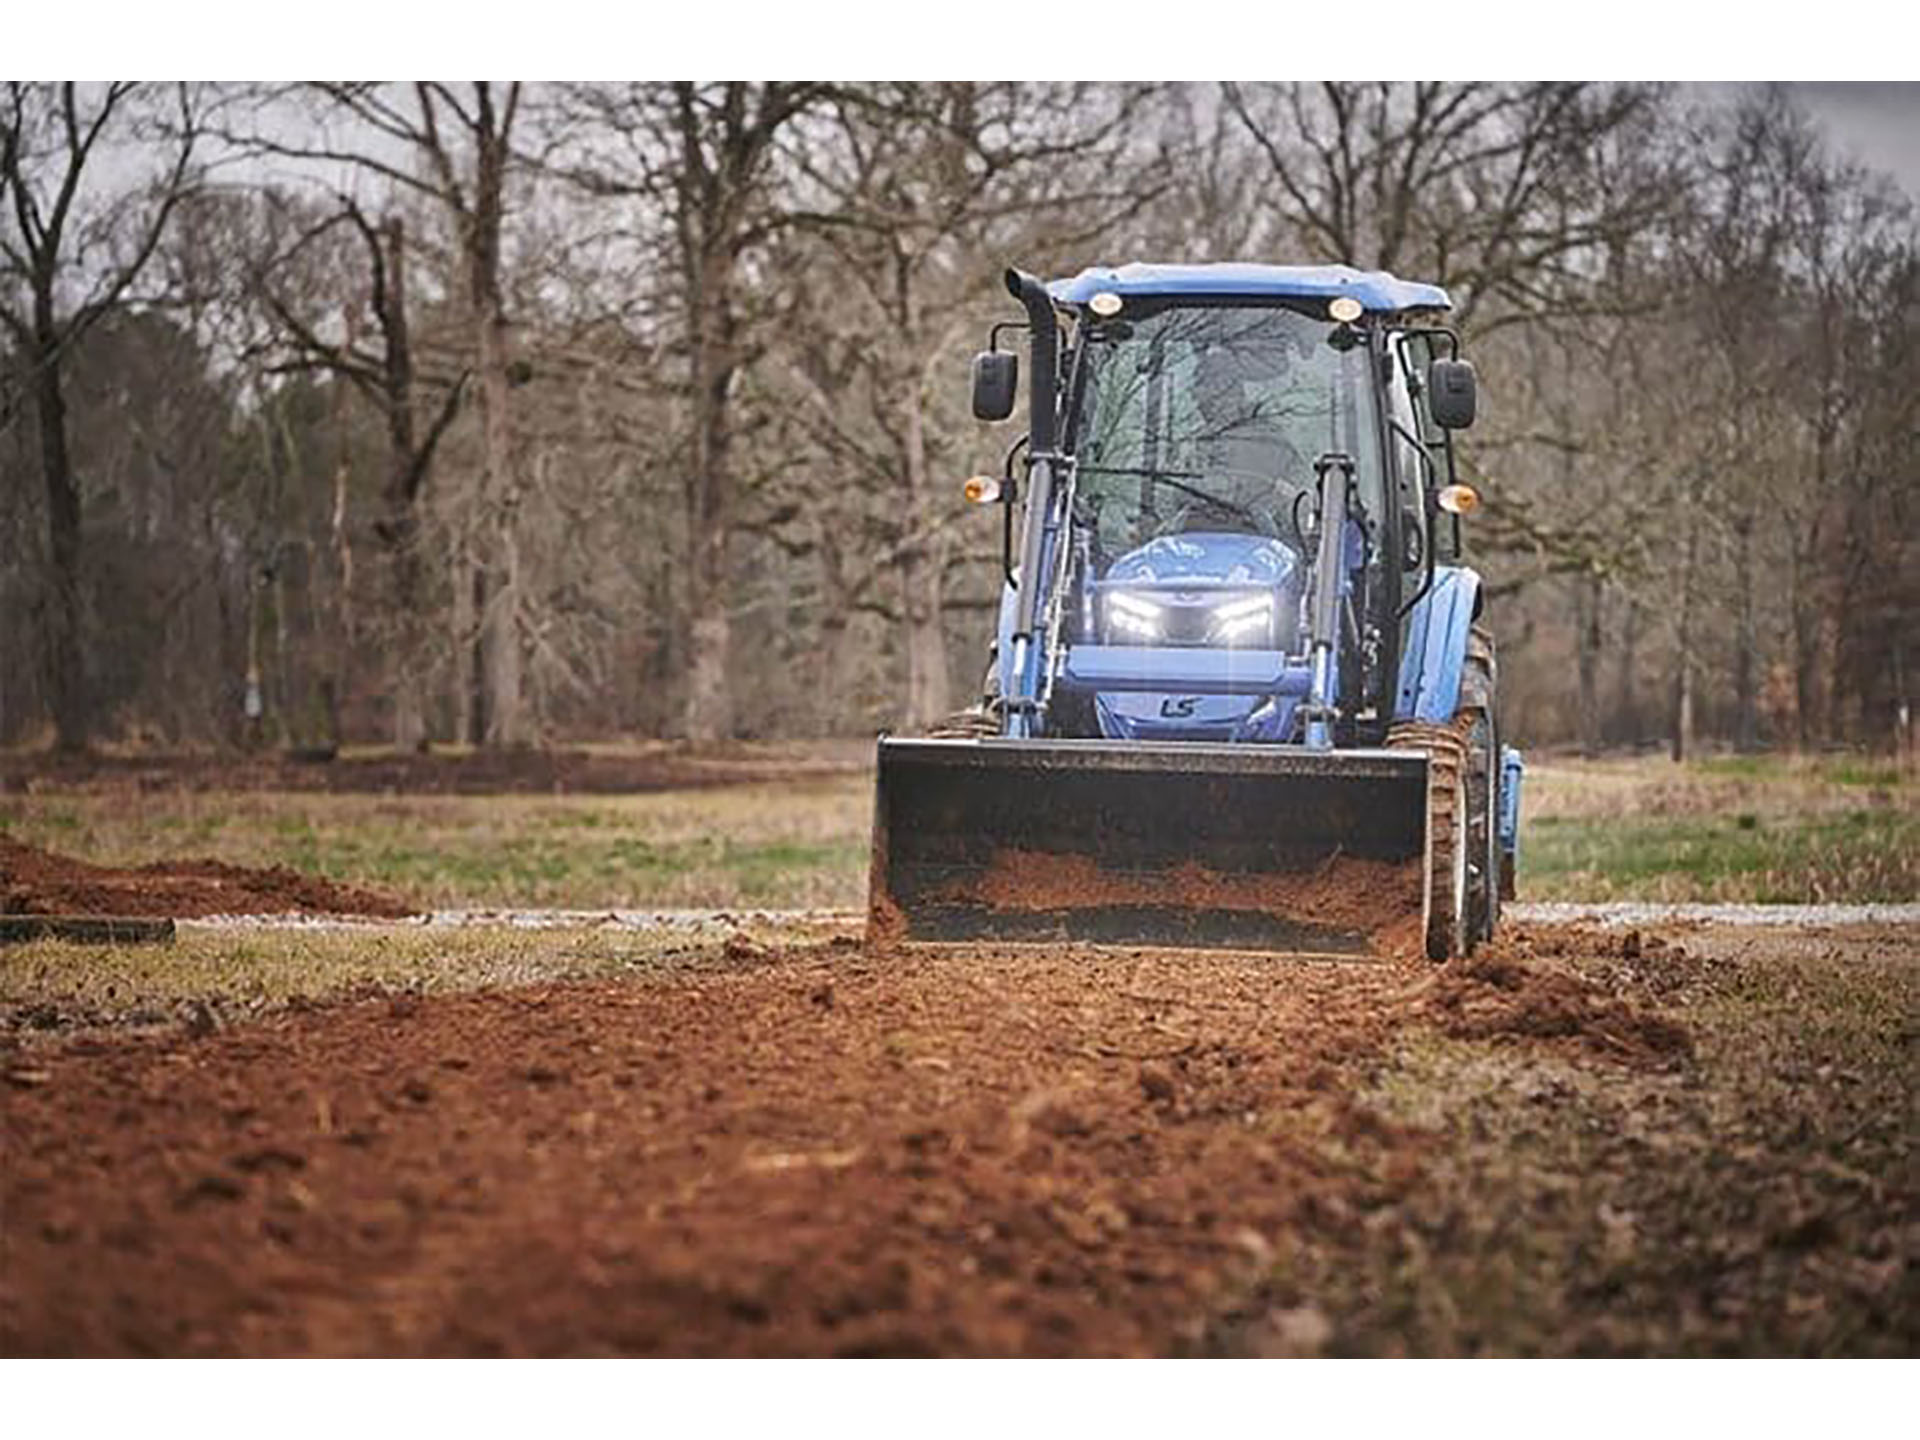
[1095,532,1302,744]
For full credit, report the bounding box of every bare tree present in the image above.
[230,82,530,745]
[558,81,824,742]
[1220,82,1675,332]
[0,82,199,750]
[243,192,468,750]
[776,82,1167,727]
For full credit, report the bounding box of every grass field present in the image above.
[2,748,1914,908]
[1519,752,1917,903]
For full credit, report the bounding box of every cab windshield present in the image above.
[1071,305,1382,562]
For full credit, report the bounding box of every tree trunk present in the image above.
[898,351,951,728]
[820,610,865,736]
[1671,496,1701,764]
[387,540,428,754]
[1732,511,1758,752]
[379,214,429,753]
[1574,570,1603,758]
[471,300,524,746]
[464,561,488,746]
[1789,550,1824,753]
[464,93,526,750]
[1612,596,1641,746]
[682,245,737,744]
[32,335,86,753]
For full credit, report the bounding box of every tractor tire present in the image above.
[924,707,999,739]
[1460,623,1501,945]
[1388,718,1471,961]
[922,649,1003,739]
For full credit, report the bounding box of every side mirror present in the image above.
[1428,359,1477,429]
[971,351,1018,422]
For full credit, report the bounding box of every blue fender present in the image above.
[1394,565,1480,723]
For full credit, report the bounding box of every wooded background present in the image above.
[2,82,1914,756]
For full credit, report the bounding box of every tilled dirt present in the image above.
[0,838,416,920]
[954,850,1427,958]
[0,924,1700,1357]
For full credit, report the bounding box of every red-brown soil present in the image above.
[0,927,1689,1356]
[961,849,1427,958]
[0,745,867,797]
[0,838,415,920]
[1417,929,1695,1065]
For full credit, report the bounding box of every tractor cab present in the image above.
[1065,300,1388,743]
[974,264,1477,751]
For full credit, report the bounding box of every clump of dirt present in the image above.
[0,837,416,920]
[1417,925,1694,1066]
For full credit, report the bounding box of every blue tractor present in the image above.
[870,263,1523,958]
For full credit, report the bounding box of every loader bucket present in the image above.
[869,738,1431,956]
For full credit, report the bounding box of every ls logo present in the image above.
[1159,696,1201,718]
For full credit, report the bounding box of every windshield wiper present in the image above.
[1078,465,1204,479]
[1078,465,1257,519]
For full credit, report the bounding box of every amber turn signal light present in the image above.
[1437,483,1480,515]
[963,475,1002,504]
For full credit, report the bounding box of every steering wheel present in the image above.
[1197,466,1311,550]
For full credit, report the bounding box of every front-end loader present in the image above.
[870,263,1523,959]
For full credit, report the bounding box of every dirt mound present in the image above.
[1416,925,1694,1066]
[0,837,415,920]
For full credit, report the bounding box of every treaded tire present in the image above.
[1388,719,1470,961]
[1461,623,1501,946]
[921,649,1003,739]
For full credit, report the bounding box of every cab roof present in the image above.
[1048,262,1451,313]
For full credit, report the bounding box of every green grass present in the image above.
[1697,753,1907,789]
[1522,806,1918,903]
[1519,752,1917,903]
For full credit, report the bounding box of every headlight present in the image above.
[1106,590,1165,639]
[1208,593,1273,644]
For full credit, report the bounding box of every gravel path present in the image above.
[1508,901,1920,928]
[178,903,1920,933]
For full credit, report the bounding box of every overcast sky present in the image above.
[1783,82,1920,197]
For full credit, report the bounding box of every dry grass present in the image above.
[1267,924,1919,1355]
[0,778,874,911]
[0,912,858,1035]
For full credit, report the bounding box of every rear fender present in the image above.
[1395,565,1480,722]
